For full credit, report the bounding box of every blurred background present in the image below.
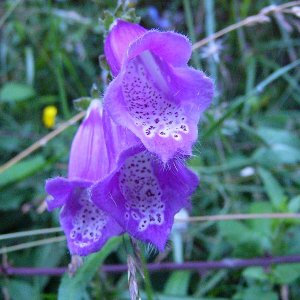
[0,0,300,299]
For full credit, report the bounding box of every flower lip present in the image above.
[45,177,92,211]
[91,150,199,251]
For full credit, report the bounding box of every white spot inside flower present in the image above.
[121,51,189,141]
[118,152,165,232]
[70,189,108,247]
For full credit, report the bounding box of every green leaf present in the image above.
[257,167,286,209]
[0,136,20,152]
[272,263,300,284]
[156,296,227,300]
[0,189,24,210]
[254,128,300,165]
[270,144,300,164]
[73,97,92,111]
[233,286,278,300]
[242,267,268,282]
[256,127,300,149]
[33,243,66,291]
[253,145,300,166]
[218,221,253,243]
[200,156,253,174]
[288,195,300,212]
[124,292,228,300]
[0,82,35,103]
[164,271,191,296]
[7,280,39,300]
[248,202,272,236]
[58,237,121,300]
[0,155,46,189]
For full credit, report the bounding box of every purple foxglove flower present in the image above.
[104,19,214,163]
[91,150,199,251]
[45,100,139,256]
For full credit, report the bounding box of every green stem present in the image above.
[204,0,217,85]
[55,52,70,118]
[183,0,201,68]
[140,251,154,300]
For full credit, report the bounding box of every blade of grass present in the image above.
[183,0,201,68]
[192,1,300,50]
[0,0,22,28]
[202,59,300,139]
[204,0,217,83]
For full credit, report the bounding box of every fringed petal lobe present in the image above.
[60,185,123,256]
[127,30,192,67]
[91,151,199,251]
[45,177,91,211]
[46,179,123,256]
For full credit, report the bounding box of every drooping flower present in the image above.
[104,19,214,163]
[91,150,199,251]
[45,100,139,256]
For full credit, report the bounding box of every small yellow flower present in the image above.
[42,106,58,128]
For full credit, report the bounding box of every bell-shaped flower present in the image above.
[45,100,139,256]
[104,19,214,163]
[91,150,199,251]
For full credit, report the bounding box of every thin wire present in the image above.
[1,213,299,243]
[0,227,62,241]
[192,1,300,50]
[0,236,66,255]
[0,110,85,174]
[3,254,300,276]
[176,213,300,223]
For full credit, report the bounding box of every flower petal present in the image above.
[68,100,109,181]
[60,185,124,256]
[104,51,214,162]
[127,30,192,67]
[68,100,140,181]
[104,19,147,76]
[45,177,91,211]
[102,109,141,171]
[46,177,123,256]
[91,151,198,251]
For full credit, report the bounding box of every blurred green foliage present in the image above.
[0,0,300,299]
